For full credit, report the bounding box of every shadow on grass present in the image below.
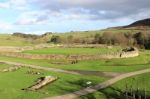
[79,87,150,99]
[65,79,150,99]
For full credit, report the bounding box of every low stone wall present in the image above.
[1,66,21,72]
[0,46,23,52]
[0,47,139,60]
[120,49,139,58]
[0,52,66,60]
[0,44,112,52]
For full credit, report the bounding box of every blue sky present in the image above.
[0,0,150,34]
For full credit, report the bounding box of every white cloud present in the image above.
[0,0,29,10]
[0,2,9,8]
[32,0,150,21]
[15,10,49,25]
[0,22,14,30]
[9,0,29,10]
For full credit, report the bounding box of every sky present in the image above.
[0,0,150,34]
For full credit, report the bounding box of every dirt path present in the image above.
[0,60,80,75]
[70,70,122,78]
[46,68,150,99]
[0,60,121,78]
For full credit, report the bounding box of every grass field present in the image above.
[0,34,32,46]
[0,50,149,99]
[23,47,121,55]
[0,65,106,99]
[0,50,150,72]
[0,19,150,99]
[0,43,150,99]
[0,63,12,70]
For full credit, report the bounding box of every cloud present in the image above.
[31,0,150,21]
[0,2,9,8]
[1,0,150,33]
[15,10,49,25]
[0,0,29,10]
[0,21,14,30]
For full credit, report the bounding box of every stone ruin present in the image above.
[26,70,43,75]
[2,66,21,72]
[119,47,139,58]
[0,47,139,60]
[122,47,135,52]
[24,76,58,91]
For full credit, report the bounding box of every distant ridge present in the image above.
[107,18,150,29]
[125,18,150,27]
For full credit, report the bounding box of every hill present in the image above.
[125,18,150,28]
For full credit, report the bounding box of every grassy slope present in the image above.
[50,28,150,39]
[0,34,32,46]
[0,28,149,46]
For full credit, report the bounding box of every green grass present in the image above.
[0,63,12,70]
[0,46,149,99]
[23,47,121,55]
[77,72,150,99]
[0,34,32,46]
[0,66,106,99]
[0,50,150,72]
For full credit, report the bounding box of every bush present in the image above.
[49,35,61,44]
[12,32,39,39]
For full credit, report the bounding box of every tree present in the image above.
[94,33,102,44]
[67,35,73,44]
[49,35,61,44]
[101,32,115,45]
[133,32,150,49]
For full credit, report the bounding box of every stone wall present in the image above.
[0,44,111,52]
[0,47,139,60]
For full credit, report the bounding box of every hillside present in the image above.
[1,18,150,49]
[125,18,150,28]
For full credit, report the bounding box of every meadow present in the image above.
[0,34,150,99]
[0,65,106,99]
[0,34,33,46]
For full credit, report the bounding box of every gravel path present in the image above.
[46,68,150,99]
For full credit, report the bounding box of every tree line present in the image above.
[48,32,150,49]
[12,31,150,49]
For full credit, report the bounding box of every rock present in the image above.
[27,76,58,91]
[2,66,21,72]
